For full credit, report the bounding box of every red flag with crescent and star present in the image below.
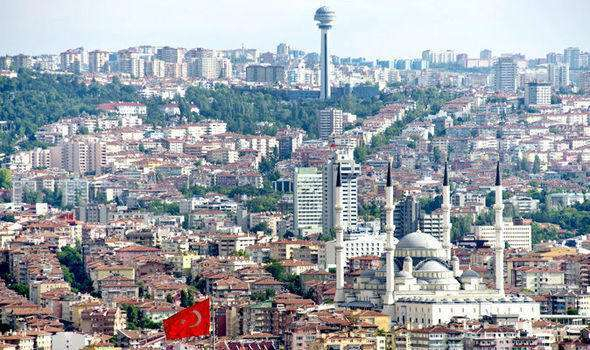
[163,297,211,340]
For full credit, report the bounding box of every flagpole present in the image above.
[210,296,216,350]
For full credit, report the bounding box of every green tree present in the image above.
[180,289,195,307]
[0,169,12,189]
[9,283,29,297]
[532,155,541,174]
[245,194,280,213]
[58,245,93,293]
[22,188,41,204]
[451,216,472,241]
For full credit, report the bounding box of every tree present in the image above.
[353,145,368,164]
[532,155,541,174]
[0,169,12,189]
[180,289,195,307]
[420,195,442,214]
[10,283,29,297]
[245,195,279,213]
[42,189,63,208]
[22,188,41,204]
[359,201,382,221]
[251,222,272,235]
[58,245,93,293]
[265,259,286,281]
[451,216,472,241]
[432,147,442,165]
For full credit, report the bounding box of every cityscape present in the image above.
[1,1,590,349]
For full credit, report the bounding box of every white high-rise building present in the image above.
[493,57,518,93]
[524,82,551,107]
[294,167,324,236]
[88,50,109,73]
[322,155,360,234]
[564,47,581,70]
[314,7,335,100]
[548,63,570,90]
[474,222,532,251]
[318,108,343,140]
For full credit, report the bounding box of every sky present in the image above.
[1,0,589,59]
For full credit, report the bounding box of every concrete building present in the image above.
[474,222,532,251]
[525,82,551,107]
[418,210,444,243]
[245,64,285,84]
[294,167,324,236]
[157,46,185,64]
[325,233,386,268]
[507,195,540,214]
[88,50,109,73]
[318,108,343,140]
[548,63,570,89]
[564,47,581,69]
[493,57,518,93]
[393,196,420,238]
[322,156,360,234]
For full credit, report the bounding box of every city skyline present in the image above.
[2,0,590,58]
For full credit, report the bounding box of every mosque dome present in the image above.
[416,260,450,273]
[395,230,446,258]
[461,269,480,279]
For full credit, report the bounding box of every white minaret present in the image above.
[383,162,395,306]
[494,161,505,295]
[314,7,335,100]
[441,161,452,261]
[334,163,345,303]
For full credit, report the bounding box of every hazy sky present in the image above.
[1,0,589,58]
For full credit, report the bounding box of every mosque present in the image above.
[331,162,541,326]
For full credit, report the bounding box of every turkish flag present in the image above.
[163,297,211,340]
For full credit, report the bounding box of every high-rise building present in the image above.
[187,49,223,80]
[58,138,107,175]
[245,65,285,84]
[12,54,32,70]
[145,59,166,78]
[546,52,563,65]
[0,55,12,70]
[580,72,590,93]
[317,108,343,140]
[480,49,492,60]
[294,167,324,236]
[314,6,335,100]
[88,50,109,73]
[474,222,532,251]
[277,128,304,160]
[276,43,290,57]
[392,196,420,238]
[322,156,360,234]
[493,57,518,93]
[119,58,145,78]
[548,63,570,89]
[564,47,581,69]
[456,53,468,67]
[60,47,86,72]
[157,46,185,64]
[524,82,551,107]
[419,210,444,242]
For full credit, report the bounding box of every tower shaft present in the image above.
[320,28,331,100]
